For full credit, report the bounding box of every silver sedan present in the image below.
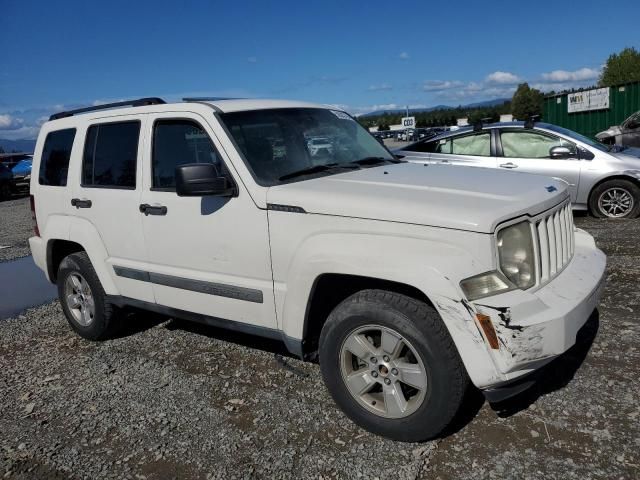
[397,122,640,218]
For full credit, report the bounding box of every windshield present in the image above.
[220,108,394,185]
[543,124,609,153]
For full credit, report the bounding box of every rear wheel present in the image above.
[57,252,123,340]
[589,179,640,218]
[319,289,469,442]
[0,182,11,201]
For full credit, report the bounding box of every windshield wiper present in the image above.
[278,163,358,181]
[348,156,404,166]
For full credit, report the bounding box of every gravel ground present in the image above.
[1,207,638,479]
[0,195,32,263]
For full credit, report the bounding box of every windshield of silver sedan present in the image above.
[220,108,397,185]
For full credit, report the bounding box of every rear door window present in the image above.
[451,133,490,156]
[82,121,140,188]
[38,128,76,186]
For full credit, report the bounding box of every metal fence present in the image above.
[543,81,640,139]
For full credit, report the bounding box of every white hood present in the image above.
[267,163,568,233]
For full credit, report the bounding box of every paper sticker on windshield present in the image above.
[331,110,354,121]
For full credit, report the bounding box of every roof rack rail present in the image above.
[49,97,166,121]
[182,97,241,102]
[472,117,494,131]
[524,114,541,129]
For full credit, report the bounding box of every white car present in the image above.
[307,137,333,157]
[29,97,605,442]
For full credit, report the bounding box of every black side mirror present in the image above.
[549,146,572,159]
[175,163,236,197]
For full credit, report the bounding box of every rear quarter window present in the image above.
[38,128,77,186]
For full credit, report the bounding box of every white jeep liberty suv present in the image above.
[29,97,606,442]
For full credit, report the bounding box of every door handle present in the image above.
[440,159,450,163]
[499,162,518,169]
[71,198,92,208]
[139,204,168,216]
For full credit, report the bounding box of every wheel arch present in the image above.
[300,273,435,358]
[587,174,640,215]
[47,239,85,282]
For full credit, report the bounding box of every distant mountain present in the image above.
[359,98,510,117]
[0,138,36,153]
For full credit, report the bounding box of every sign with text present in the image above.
[568,88,610,113]
[401,116,416,129]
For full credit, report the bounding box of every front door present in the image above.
[620,112,640,148]
[497,128,581,201]
[139,112,276,330]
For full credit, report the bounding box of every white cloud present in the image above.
[0,114,24,130]
[399,52,409,60]
[423,80,464,92]
[485,71,521,84]
[541,67,600,82]
[247,56,258,63]
[368,83,392,91]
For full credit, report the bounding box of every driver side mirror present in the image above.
[175,163,236,197]
[549,146,572,159]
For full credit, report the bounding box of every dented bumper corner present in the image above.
[472,228,606,386]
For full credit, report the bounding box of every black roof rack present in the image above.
[49,97,166,121]
[524,114,541,129]
[473,117,494,131]
[182,97,241,102]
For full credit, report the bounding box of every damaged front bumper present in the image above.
[471,228,606,398]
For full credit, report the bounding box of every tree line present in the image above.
[360,46,640,130]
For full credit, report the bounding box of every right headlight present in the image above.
[497,221,536,290]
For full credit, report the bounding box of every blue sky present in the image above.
[1,0,639,139]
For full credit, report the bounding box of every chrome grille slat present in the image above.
[533,202,574,287]
[537,220,550,282]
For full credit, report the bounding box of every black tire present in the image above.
[589,179,640,219]
[0,182,11,201]
[57,251,123,340]
[319,289,469,442]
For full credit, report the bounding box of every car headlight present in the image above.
[497,221,536,290]
[460,271,516,301]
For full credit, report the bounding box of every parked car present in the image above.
[307,137,333,157]
[29,98,605,442]
[11,157,33,191]
[0,162,12,200]
[596,111,640,148]
[0,152,33,193]
[398,121,640,218]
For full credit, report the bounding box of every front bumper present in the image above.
[473,228,606,389]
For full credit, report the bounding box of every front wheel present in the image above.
[589,179,640,218]
[319,290,469,442]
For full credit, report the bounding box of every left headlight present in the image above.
[497,221,536,290]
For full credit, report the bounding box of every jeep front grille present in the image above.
[534,202,574,284]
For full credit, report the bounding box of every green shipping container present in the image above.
[543,81,640,140]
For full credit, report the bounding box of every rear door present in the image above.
[71,115,154,303]
[496,128,581,201]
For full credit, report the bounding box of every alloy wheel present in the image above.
[598,187,634,218]
[64,273,95,326]
[339,325,428,419]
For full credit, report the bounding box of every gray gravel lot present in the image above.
[1,205,638,479]
[0,196,32,263]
